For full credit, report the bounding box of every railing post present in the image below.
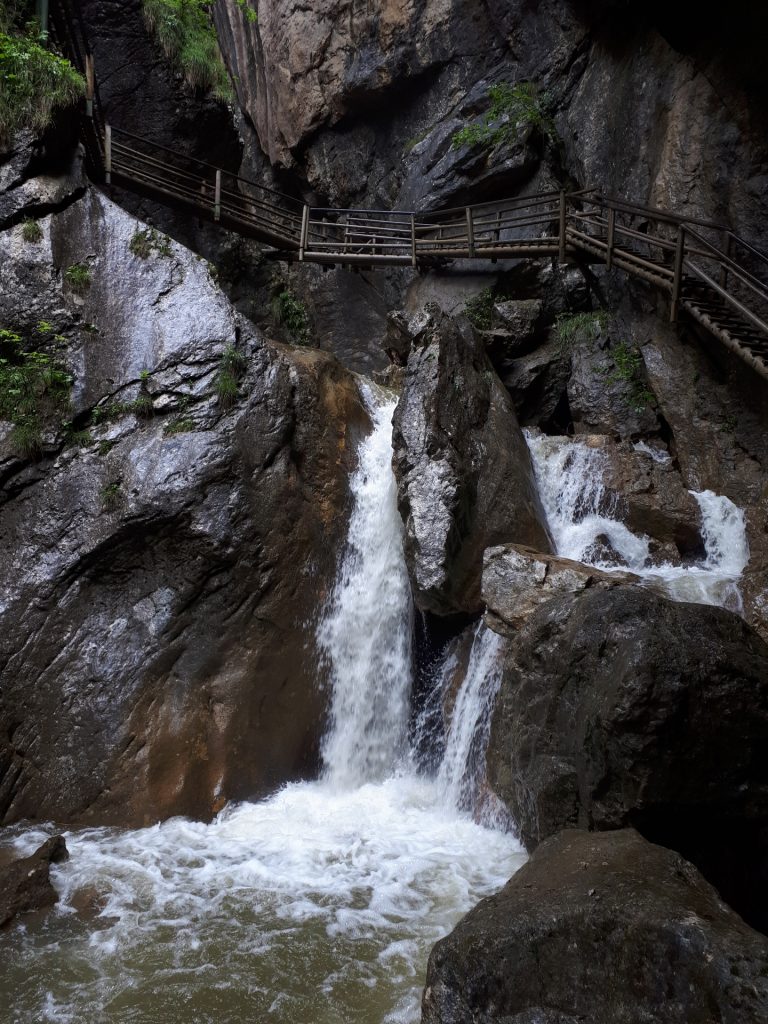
[36,0,49,40]
[606,206,615,271]
[411,214,417,268]
[214,169,221,222]
[720,230,731,291]
[299,204,310,262]
[466,207,475,259]
[559,190,567,263]
[670,224,686,323]
[85,54,95,118]
[104,123,112,185]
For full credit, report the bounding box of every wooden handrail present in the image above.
[44,0,768,383]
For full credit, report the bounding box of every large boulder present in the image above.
[486,585,768,930]
[422,829,768,1024]
[482,543,638,634]
[0,188,369,828]
[392,308,550,616]
[0,836,69,927]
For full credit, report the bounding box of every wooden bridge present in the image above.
[51,0,768,382]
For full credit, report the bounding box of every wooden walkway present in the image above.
[52,0,768,382]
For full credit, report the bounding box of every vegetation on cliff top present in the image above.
[142,0,233,98]
[0,26,84,143]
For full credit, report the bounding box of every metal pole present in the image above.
[36,0,49,39]
[214,170,221,222]
[411,214,417,268]
[85,55,95,118]
[559,190,567,264]
[670,225,686,323]
[105,124,112,185]
[606,207,615,272]
[466,207,475,259]
[299,205,309,262]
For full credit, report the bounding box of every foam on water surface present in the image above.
[0,385,524,1024]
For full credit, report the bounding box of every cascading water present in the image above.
[525,430,750,610]
[437,624,505,818]
[0,384,524,1024]
[318,386,413,788]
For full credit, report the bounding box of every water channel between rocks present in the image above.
[0,386,525,1024]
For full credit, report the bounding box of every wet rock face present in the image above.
[0,836,69,927]
[391,309,550,617]
[486,585,768,930]
[422,829,768,1024]
[0,187,369,828]
[215,0,505,176]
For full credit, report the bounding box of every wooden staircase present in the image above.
[49,0,768,383]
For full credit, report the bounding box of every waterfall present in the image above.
[437,624,504,814]
[2,380,525,1024]
[525,430,749,610]
[317,384,413,788]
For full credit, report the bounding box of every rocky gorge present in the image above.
[2,0,768,1021]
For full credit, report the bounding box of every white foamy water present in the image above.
[0,384,524,1024]
[437,624,505,817]
[526,431,749,610]
[318,386,413,788]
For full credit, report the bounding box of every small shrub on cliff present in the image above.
[234,0,258,23]
[65,425,92,448]
[272,289,311,346]
[0,327,72,458]
[0,31,85,143]
[463,288,497,331]
[129,227,172,259]
[605,341,655,411]
[21,218,43,243]
[452,82,554,151]
[65,262,92,294]
[215,344,247,409]
[164,415,196,435]
[101,481,121,510]
[554,310,609,352]
[142,0,232,98]
[131,391,155,419]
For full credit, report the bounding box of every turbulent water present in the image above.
[526,430,750,610]
[0,386,524,1024]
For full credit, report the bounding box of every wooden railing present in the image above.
[46,0,768,382]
